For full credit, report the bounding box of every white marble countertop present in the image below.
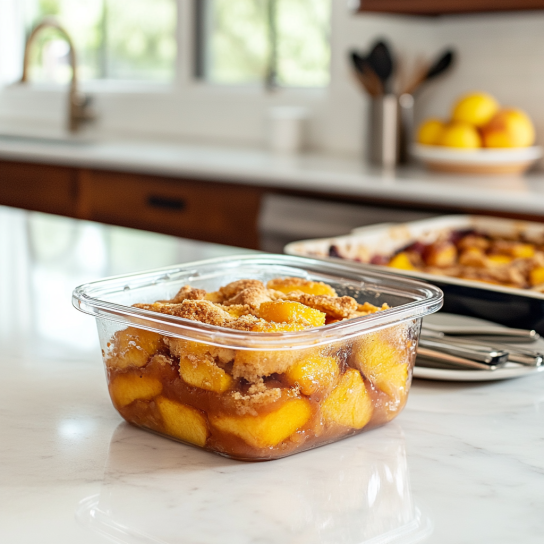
[1,205,544,544]
[2,135,544,216]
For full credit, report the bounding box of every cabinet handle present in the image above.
[147,195,186,211]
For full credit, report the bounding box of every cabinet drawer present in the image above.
[81,170,262,248]
[0,161,77,216]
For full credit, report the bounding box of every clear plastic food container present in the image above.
[73,255,442,461]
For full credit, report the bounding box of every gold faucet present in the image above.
[21,18,96,133]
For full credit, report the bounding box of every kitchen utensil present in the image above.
[414,363,544,381]
[425,50,455,83]
[418,337,509,367]
[416,347,502,371]
[404,49,455,95]
[420,330,543,367]
[349,51,383,96]
[415,314,544,381]
[422,323,540,343]
[367,40,394,94]
[497,345,543,366]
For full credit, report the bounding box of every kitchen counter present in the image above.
[2,136,544,217]
[1,205,544,544]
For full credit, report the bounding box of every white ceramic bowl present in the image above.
[412,144,543,174]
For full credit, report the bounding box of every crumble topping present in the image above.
[219,279,266,300]
[230,379,283,416]
[170,285,207,303]
[134,300,234,327]
[222,286,273,308]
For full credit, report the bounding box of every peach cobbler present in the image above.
[104,277,417,460]
[330,228,544,290]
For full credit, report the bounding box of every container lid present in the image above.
[72,254,443,350]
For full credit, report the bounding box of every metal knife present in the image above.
[418,337,509,367]
[420,331,543,367]
[416,347,502,371]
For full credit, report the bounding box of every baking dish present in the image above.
[285,215,544,335]
[72,254,442,461]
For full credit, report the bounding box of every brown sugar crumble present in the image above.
[134,277,387,330]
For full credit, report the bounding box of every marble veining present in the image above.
[1,206,544,543]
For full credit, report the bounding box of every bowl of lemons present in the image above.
[412,92,542,174]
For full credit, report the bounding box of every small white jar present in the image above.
[267,106,308,154]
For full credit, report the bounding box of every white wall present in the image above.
[0,2,543,162]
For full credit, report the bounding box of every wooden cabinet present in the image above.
[0,160,263,249]
[0,160,78,216]
[77,169,262,249]
[356,0,544,15]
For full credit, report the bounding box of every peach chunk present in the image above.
[210,398,312,448]
[284,355,339,396]
[388,252,416,271]
[108,327,162,370]
[530,266,544,286]
[459,247,486,268]
[425,242,457,267]
[204,291,223,303]
[510,243,535,259]
[321,368,372,430]
[174,339,210,358]
[258,300,326,327]
[351,328,409,401]
[110,373,163,408]
[155,396,209,447]
[179,355,233,393]
[267,278,337,297]
[487,254,513,266]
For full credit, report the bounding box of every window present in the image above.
[24,0,177,83]
[197,0,331,88]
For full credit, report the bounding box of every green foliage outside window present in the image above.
[206,0,331,87]
[25,0,176,82]
[24,0,330,87]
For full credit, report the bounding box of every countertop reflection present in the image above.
[1,205,544,544]
[76,423,430,544]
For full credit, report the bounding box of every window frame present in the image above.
[0,0,329,148]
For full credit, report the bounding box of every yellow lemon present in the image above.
[417,118,446,146]
[481,109,535,148]
[452,92,500,128]
[438,122,482,149]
